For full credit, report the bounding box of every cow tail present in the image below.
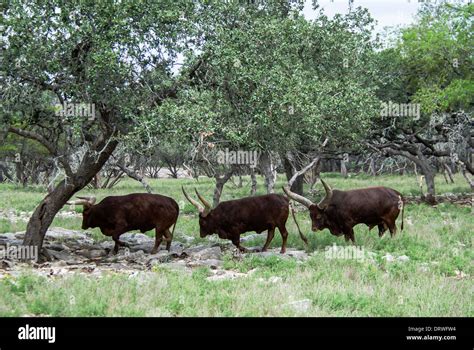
[398,195,404,231]
[172,202,179,237]
[290,202,309,246]
[171,220,177,237]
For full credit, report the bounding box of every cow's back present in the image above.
[215,194,289,233]
[96,193,178,231]
[329,187,400,225]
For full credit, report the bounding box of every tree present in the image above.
[152,4,381,196]
[1,0,197,254]
[370,2,473,203]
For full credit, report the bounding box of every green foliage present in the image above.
[379,2,473,116]
[137,5,381,155]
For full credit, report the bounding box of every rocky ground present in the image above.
[0,228,311,281]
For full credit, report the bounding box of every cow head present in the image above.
[182,186,215,237]
[66,196,96,229]
[283,178,333,232]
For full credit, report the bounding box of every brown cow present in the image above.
[182,187,308,253]
[67,193,179,254]
[283,179,404,243]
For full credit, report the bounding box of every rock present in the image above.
[120,233,153,245]
[178,234,195,244]
[160,260,190,272]
[246,251,274,258]
[382,254,395,262]
[122,250,147,264]
[247,249,306,260]
[45,249,78,263]
[0,238,23,246]
[187,259,222,269]
[147,251,173,265]
[0,259,14,269]
[168,243,184,257]
[183,246,222,260]
[206,270,246,281]
[44,242,69,252]
[454,270,468,279]
[99,241,115,251]
[130,243,155,253]
[240,234,262,242]
[418,263,429,273]
[285,249,309,261]
[81,249,107,259]
[44,228,93,244]
[206,268,257,281]
[14,232,25,239]
[268,276,282,284]
[397,255,410,262]
[283,299,312,313]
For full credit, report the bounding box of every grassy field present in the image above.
[0,173,472,316]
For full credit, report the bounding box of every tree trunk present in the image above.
[381,147,437,204]
[369,158,376,176]
[250,167,257,196]
[212,167,235,207]
[423,170,436,204]
[23,180,79,251]
[23,140,118,257]
[340,159,348,178]
[260,152,276,194]
[283,156,304,194]
[444,163,454,183]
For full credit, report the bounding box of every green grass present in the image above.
[0,173,472,316]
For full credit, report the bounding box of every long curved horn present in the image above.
[182,186,204,213]
[194,188,212,211]
[66,196,95,207]
[77,196,96,205]
[282,186,314,208]
[317,178,333,208]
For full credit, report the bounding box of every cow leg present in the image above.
[152,228,164,254]
[112,235,125,254]
[344,228,355,244]
[232,238,248,253]
[261,228,275,252]
[163,228,173,251]
[378,224,387,238]
[279,227,288,254]
[387,221,397,237]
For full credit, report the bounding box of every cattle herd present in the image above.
[67,178,404,255]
